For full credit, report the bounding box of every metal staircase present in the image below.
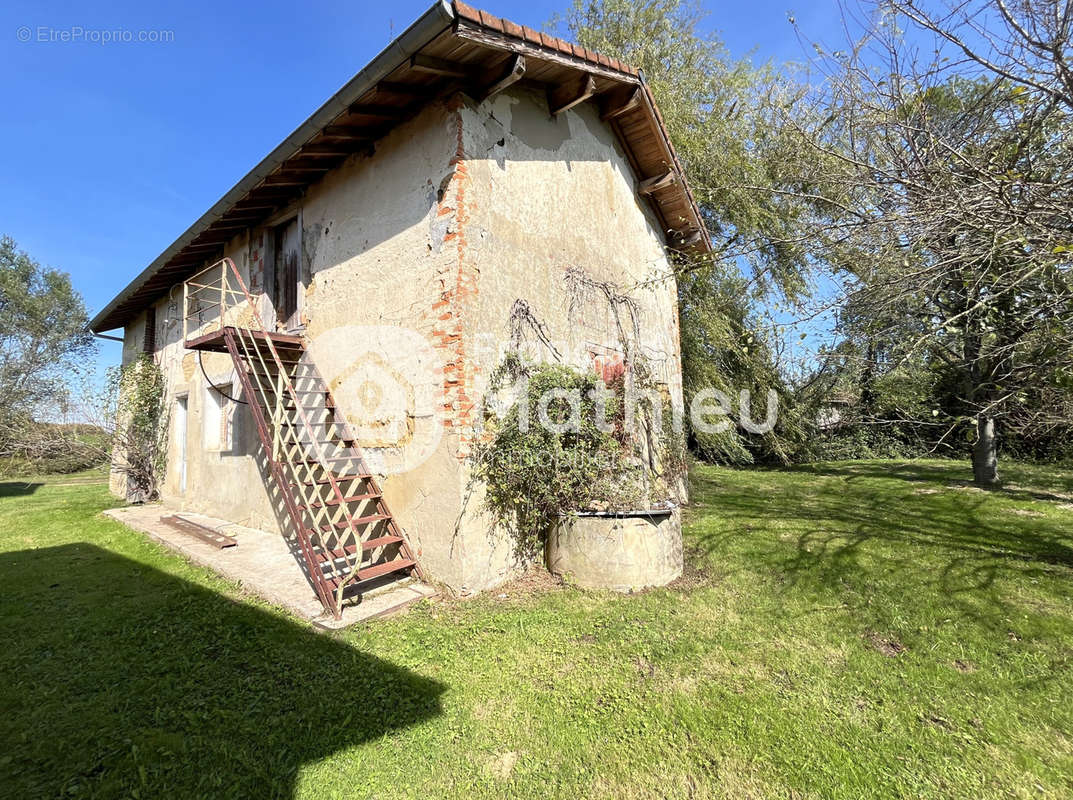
[182,258,422,619]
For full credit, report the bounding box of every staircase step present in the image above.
[273,436,346,450]
[313,535,404,561]
[290,474,371,487]
[326,558,416,588]
[276,422,352,439]
[247,370,321,381]
[305,513,390,534]
[276,396,335,408]
[299,492,380,509]
[296,456,362,465]
[357,558,416,581]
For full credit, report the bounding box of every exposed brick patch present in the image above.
[426,98,481,458]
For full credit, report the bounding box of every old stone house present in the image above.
[89,1,710,618]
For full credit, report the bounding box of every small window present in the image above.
[204,384,235,452]
[143,307,156,353]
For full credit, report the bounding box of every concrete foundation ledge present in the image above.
[545,507,683,592]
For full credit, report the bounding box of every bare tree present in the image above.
[894,0,1073,110]
[790,0,1073,484]
[68,356,169,500]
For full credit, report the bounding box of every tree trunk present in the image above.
[972,415,999,487]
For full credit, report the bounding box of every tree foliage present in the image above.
[0,236,94,452]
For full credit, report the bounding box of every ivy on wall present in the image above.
[111,354,169,501]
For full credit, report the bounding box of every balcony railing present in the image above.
[182,259,257,343]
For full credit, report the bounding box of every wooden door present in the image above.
[273,217,302,330]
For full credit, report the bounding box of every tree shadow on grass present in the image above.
[0,543,444,799]
[793,460,1073,502]
[688,463,1073,633]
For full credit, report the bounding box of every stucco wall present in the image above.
[444,88,684,593]
[116,86,682,596]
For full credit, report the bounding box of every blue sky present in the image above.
[0,0,845,372]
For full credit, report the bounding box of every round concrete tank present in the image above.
[546,507,683,592]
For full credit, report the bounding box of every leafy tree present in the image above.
[0,236,94,452]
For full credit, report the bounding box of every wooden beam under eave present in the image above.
[347,103,410,120]
[410,53,475,78]
[638,171,677,196]
[601,86,641,121]
[297,144,357,158]
[280,154,337,168]
[188,234,233,246]
[548,75,596,116]
[474,55,525,102]
[377,80,440,98]
[321,125,370,140]
[229,203,277,212]
[263,174,310,186]
[220,211,267,221]
[204,222,250,234]
[246,185,304,196]
[212,218,260,228]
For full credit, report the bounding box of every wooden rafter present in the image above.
[299,142,360,157]
[638,171,676,196]
[279,159,336,172]
[263,172,316,186]
[347,103,411,120]
[474,54,525,102]
[230,203,278,212]
[410,53,476,78]
[548,75,596,116]
[601,86,641,120]
[321,125,371,140]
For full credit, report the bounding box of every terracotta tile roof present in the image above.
[454,1,639,75]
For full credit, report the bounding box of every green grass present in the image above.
[1,459,1072,799]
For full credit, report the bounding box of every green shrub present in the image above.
[471,357,683,555]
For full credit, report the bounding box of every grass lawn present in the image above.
[1,460,1072,799]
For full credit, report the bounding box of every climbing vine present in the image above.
[111,354,169,500]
